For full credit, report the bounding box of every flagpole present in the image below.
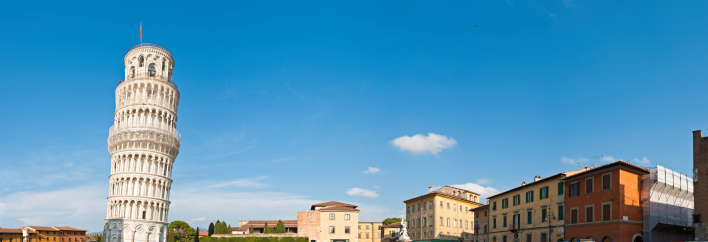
[140,22,142,44]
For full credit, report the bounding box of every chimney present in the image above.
[534,176,542,182]
[521,181,526,186]
[429,186,433,193]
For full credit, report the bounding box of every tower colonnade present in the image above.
[104,43,180,242]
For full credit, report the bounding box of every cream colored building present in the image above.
[404,186,484,241]
[472,205,489,242]
[357,222,382,242]
[487,170,585,242]
[379,222,401,242]
[298,201,360,242]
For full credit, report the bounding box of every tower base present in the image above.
[104,219,168,242]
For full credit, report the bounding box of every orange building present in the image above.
[562,161,649,242]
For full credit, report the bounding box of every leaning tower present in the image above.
[104,43,181,242]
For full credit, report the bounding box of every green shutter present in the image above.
[558,205,564,220]
[493,202,496,210]
[530,191,534,202]
[527,211,532,224]
[542,208,547,221]
[558,182,564,195]
[503,216,507,227]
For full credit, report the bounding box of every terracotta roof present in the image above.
[311,201,357,210]
[26,226,59,231]
[231,220,298,231]
[403,190,484,206]
[233,227,249,231]
[441,186,481,196]
[487,167,599,199]
[381,222,402,228]
[54,227,86,232]
[0,228,24,233]
[562,160,649,181]
[199,231,208,236]
[318,205,360,211]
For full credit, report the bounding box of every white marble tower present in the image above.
[104,43,181,242]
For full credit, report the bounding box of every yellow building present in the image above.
[24,227,60,242]
[0,228,37,242]
[357,222,382,242]
[472,205,489,242]
[379,222,401,242]
[404,186,484,241]
[298,201,360,242]
[487,170,585,242]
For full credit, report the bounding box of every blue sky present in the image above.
[1,0,708,233]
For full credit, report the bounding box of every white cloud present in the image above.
[634,157,651,165]
[346,188,379,198]
[364,167,380,174]
[64,162,74,167]
[560,156,589,165]
[188,217,206,223]
[449,183,500,201]
[475,179,491,185]
[601,156,616,162]
[391,133,457,155]
[209,176,268,188]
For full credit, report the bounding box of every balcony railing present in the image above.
[119,73,177,89]
[127,43,172,56]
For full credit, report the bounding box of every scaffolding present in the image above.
[642,165,694,242]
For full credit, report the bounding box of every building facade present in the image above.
[472,205,488,242]
[562,161,648,242]
[487,170,583,242]
[0,228,35,242]
[694,130,708,240]
[298,202,360,242]
[358,222,382,242]
[642,165,694,241]
[379,222,400,242]
[104,43,181,242]
[403,186,483,241]
[232,220,298,234]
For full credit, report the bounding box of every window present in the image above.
[329,226,335,233]
[502,235,507,242]
[453,219,457,227]
[569,182,580,197]
[503,215,507,227]
[525,191,534,203]
[586,178,594,194]
[391,230,397,238]
[541,207,547,222]
[358,232,362,239]
[526,233,532,242]
[513,195,520,206]
[407,206,409,213]
[492,201,497,211]
[570,208,578,224]
[527,210,532,224]
[423,217,427,226]
[345,214,350,220]
[440,217,443,226]
[586,205,594,222]
[447,203,450,209]
[429,216,433,226]
[502,198,508,209]
[602,203,611,221]
[358,225,361,230]
[417,219,421,228]
[418,204,421,211]
[493,216,497,229]
[412,219,415,227]
[366,225,369,230]
[540,186,549,200]
[440,201,443,208]
[558,205,565,220]
[602,173,611,191]
[423,202,427,210]
[541,233,547,242]
[365,232,369,238]
[345,226,351,234]
[447,218,450,227]
[329,213,335,220]
[429,202,433,208]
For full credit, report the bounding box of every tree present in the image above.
[215,220,222,234]
[263,222,272,234]
[208,222,215,236]
[227,224,231,234]
[195,228,200,242]
[249,226,254,234]
[168,220,195,242]
[96,234,103,242]
[275,220,286,234]
[167,229,175,242]
[382,218,402,225]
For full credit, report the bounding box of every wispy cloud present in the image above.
[391,133,457,155]
[189,217,206,223]
[475,179,491,185]
[449,183,500,201]
[346,188,379,198]
[364,167,380,174]
[634,157,651,165]
[210,176,269,189]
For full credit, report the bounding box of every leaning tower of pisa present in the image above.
[104,43,181,242]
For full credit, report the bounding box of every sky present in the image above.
[1,0,708,233]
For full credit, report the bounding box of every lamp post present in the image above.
[545,206,557,242]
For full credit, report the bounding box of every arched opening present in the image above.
[130,66,135,78]
[586,236,595,241]
[601,236,612,242]
[149,64,156,77]
[632,234,643,242]
[161,59,166,71]
[570,237,579,242]
[138,56,144,67]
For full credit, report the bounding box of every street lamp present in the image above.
[545,205,557,242]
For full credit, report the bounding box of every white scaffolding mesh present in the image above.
[642,165,694,242]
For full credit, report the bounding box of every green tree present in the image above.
[275,220,286,234]
[227,224,231,234]
[168,220,196,242]
[195,228,200,242]
[263,222,271,234]
[381,218,402,225]
[96,234,103,242]
[249,226,254,234]
[167,229,175,242]
[208,222,215,236]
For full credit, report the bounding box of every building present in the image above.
[358,222,382,242]
[198,231,208,238]
[403,186,484,242]
[104,42,181,242]
[641,165,694,241]
[0,228,36,242]
[487,169,589,242]
[298,201,360,242]
[380,222,401,242]
[231,220,298,234]
[694,130,708,240]
[472,205,488,242]
[562,161,649,242]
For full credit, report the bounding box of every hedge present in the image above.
[200,237,309,242]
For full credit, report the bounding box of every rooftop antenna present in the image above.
[588,155,604,167]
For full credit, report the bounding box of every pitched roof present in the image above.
[0,228,24,233]
[199,231,209,236]
[381,222,402,229]
[562,160,649,181]
[487,167,597,199]
[26,226,59,231]
[403,188,484,206]
[311,201,358,211]
[54,227,86,232]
